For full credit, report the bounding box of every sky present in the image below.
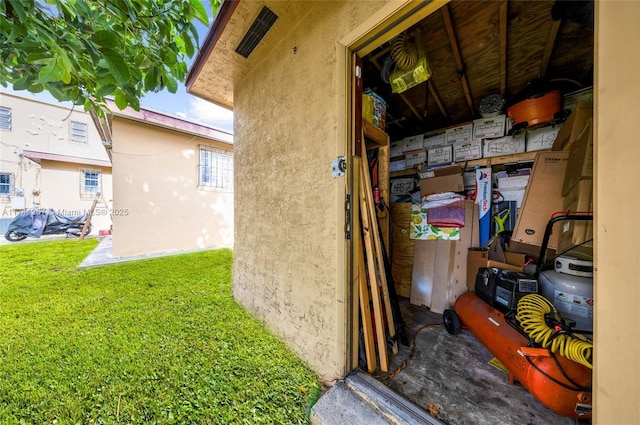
[2,3,234,134]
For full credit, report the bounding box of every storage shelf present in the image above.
[363,121,389,148]
[389,150,545,179]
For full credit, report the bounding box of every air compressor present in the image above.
[443,214,593,419]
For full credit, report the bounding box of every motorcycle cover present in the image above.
[7,208,88,238]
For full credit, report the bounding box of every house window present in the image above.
[0,173,13,196]
[0,107,11,131]
[70,121,88,145]
[80,169,101,197]
[198,145,233,192]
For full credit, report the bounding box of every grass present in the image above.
[0,239,322,424]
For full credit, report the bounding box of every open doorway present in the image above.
[347,1,594,424]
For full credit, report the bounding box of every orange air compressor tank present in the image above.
[452,291,592,419]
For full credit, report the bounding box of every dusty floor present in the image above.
[374,298,585,425]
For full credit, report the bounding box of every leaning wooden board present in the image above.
[390,203,415,298]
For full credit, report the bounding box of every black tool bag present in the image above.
[475,267,499,308]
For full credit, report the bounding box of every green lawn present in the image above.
[0,239,322,424]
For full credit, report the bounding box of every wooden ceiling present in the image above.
[361,0,594,140]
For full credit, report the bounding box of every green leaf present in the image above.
[164,73,178,93]
[143,67,158,91]
[114,91,128,110]
[27,84,44,93]
[12,75,32,90]
[92,30,119,48]
[101,48,131,84]
[8,0,27,22]
[189,0,209,25]
[95,84,117,98]
[35,58,65,84]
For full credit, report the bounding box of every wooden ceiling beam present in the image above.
[442,4,475,115]
[499,1,508,96]
[428,81,449,121]
[540,19,561,79]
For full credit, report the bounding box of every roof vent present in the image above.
[235,6,278,58]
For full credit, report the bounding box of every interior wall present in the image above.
[232,0,384,378]
[594,1,640,422]
[110,118,233,258]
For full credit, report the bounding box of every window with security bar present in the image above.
[0,173,14,196]
[0,107,11,131]
[80,169,101,197]
[70,121,88,145]
[198,145,233,192]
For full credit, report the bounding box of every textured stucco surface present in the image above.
[232,1,384,378]
[110,118,233,258]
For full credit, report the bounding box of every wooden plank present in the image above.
[79,194,99,240]
[359,165,389,372]
[428,81,449,121]
[499,1,508,96]
[441,3,475,115]
[351,156,363,370]
[361,159,398,355]
[358,229,376,373]
[540,19,561,79]
[390,203,415,298]
[377,143,390,255]
[410,240,437,307]
[363,120,389,148]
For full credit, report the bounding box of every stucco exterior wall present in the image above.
[110,118,233,258]
[594,1,640,421]
[38,160,113,233]
[232,1,384,378]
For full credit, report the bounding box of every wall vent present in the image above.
[235,6,278,58]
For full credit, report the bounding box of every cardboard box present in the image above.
[446,123,473,144]
[390,178,416,196]
[562,90,593,120]
[403,134,424,152]
[562,119,593,196]
[526,124,562,152]
[390,159,406,172]
[483,134,525,158]
[557,180,593,253]
[419,164,464,196]
[390,140,404,158]
[427,145,453,166]
[473,115,506,139]
[463,171,476,189]
[404,149,427,168]
[552,101,593,151]
[511,151,569,253]
[423,132,447,149]
[497,174,530,189]
[452,139,483,161]
[466,250,525,291]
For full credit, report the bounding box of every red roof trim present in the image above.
[185,0,240,91]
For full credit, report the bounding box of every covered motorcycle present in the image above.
[4,208,90,242]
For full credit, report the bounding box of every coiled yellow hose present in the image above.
[517,294,593,369]
[391,32,418,71]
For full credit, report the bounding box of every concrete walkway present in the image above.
[78,236,219,268]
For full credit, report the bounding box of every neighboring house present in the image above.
[94,100,233,258]
[184,0,638,423]
[0,91,112,235]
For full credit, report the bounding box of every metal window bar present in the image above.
[198,145,233,192]
[0,173,14,196]
[0,107,12,131]
[80,169,101,196]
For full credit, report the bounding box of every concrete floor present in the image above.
[377,299,581,425]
